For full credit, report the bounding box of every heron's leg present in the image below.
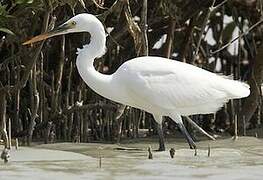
[177,123,196,149]
[153,114,165,151]
[169,113,196,149]
[156,123,165,151]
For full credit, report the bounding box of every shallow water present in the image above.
[1,137,263,180]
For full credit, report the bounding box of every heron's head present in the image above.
[23,14,103,45]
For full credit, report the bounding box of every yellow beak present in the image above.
[23,23,72,45]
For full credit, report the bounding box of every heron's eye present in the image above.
[71,21,76,26]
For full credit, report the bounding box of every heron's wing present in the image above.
[120,59,228,115]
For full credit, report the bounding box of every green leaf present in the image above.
[0,4,8,16]
[0,28,15,35]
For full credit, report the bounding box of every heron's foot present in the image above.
[157,145,165,151]
[189,141,197,149]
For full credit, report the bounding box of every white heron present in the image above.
[23,13,250,151]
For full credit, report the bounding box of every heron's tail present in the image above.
[224,80,250,99]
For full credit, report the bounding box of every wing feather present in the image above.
[117,57,230,115]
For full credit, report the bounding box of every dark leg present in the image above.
[153,114,165,151]
[170,113,197,149]
[156,123,165,151]
[177,122,196,149]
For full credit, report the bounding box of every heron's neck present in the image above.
[76,30,113,99]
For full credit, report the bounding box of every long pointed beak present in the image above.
[23,23,72,45]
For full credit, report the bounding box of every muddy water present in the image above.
[1,137,263,180]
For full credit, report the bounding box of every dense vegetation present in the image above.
[0,0,262,147]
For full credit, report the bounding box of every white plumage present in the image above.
[79,54,250,117]
[24,13,250,151]
[115,56,249,116]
